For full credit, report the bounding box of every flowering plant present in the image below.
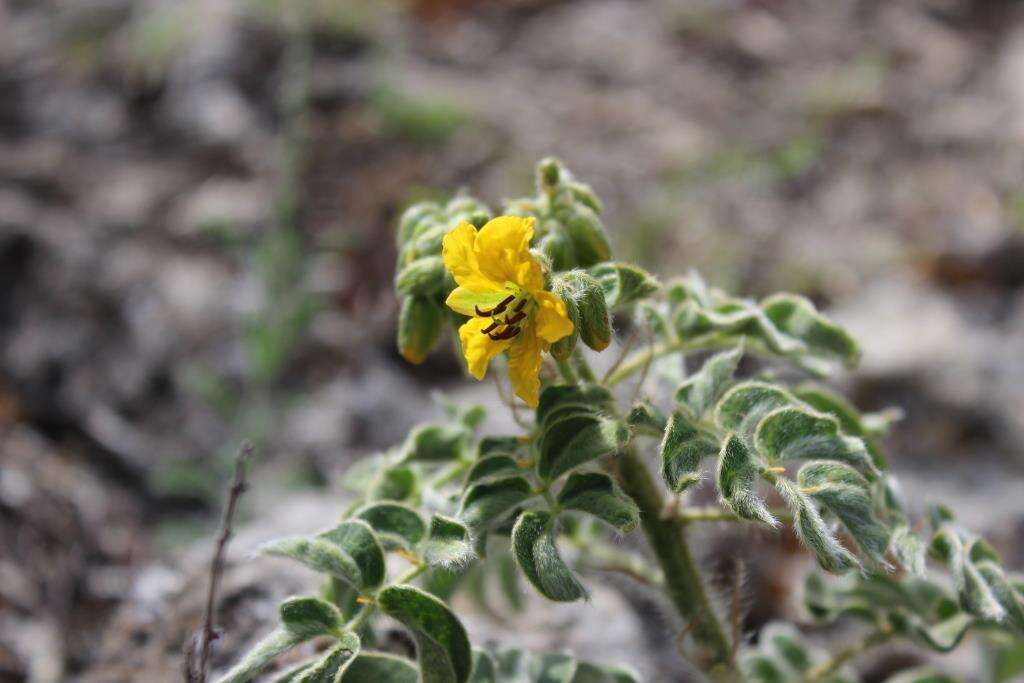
[217,159,1023,683]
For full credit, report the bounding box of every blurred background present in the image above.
[2,0,1024,681]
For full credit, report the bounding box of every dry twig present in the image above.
[185,442,253,683]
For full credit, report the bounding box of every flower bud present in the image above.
[537,232,573,272]
[550,271,611,357]
[555,205,611,268]
[398,296,444,364]
[397,201,441,246]
[395,255,447,297]
[538,157,561,191]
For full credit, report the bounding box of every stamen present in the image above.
[475,295,515,317]
[481,320,500,334]
[504,311,526,325]
[514,299,527,313]
[487,326,521,340]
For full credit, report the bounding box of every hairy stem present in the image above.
[614,444,737,676]
[677,506,793,525]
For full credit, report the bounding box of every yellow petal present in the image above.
[446,286,510,317]
[474,216,543,290]
[458,316,512,380]
[507,327,543,408]
[443,222,500,291]
[533,290,575,344]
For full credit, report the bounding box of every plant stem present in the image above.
[804,627,892,682]
[604,334,730,387]
[555,358,578,383]
[614,444,737,677]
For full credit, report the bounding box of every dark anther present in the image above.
[480,320,500,334]
[514,299,527,313]
[504,312,526,325]
[475,295,515,317]
[487,326,521,341]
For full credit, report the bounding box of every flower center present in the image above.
[475,288,531,341]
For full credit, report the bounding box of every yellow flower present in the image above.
[442,216,574,407]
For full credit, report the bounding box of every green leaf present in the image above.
[511,510,586,602]
[590,262,660,308]
[536,384,615,424]
[279,596,343,638]
[797,462,890,566]
[355,503,426,552]
[572,662,640,683]
[262,537,365,587]
[369,465,418,503]
[755,406,878,479]
[760,293,860,367]
[660,411,719,493]
[478,436,521,458]
[459,476,533,532]
[556,471,639,532]
[468,650,497,683]
[378,584,474,683]
[675,345,743,418]
[715,382,794,442]
[315,520,387,591]
[716,434,776,525]
[403,423,468,463]
[216,630,306,683]
[775,478,858,573]
[424,514,474,568]
[465,455,521,487]
[538,416,628,482]
[759,623,812,674]
[883,666,959,683]
[793,384,890,469]
[339,652,419,682]
[917,612,974,652]
[294,633,361,683]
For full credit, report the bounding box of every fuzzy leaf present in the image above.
[660,411,719,493]
[775,478,858,573]
[675,345,743,418]
[556,471,639,532]
[755,406,878,479]
[478,436,521,458]
[403,423,468,463]
[459,476,533,532]
[760,293,860,367]
[465,455,521,487]
[590,262,660,308]
[314,520,387,591]
[294,633,361,683]
[216,630,307,683]
[369,465,418,503]
[424,514,474,568]
[355,503,426,552]
[279,597,343,638]
[262,537,364,587]
[511,510,586,602]
[794,384,891,469]
[797,462,890,565]
[716,434,776,525]
[378,585,474,683]
[715,382,794,442]
[339,653,419,682]
[883,667,959,683]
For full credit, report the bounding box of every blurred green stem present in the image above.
[804,626,893,682]
[614,444,737,677]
